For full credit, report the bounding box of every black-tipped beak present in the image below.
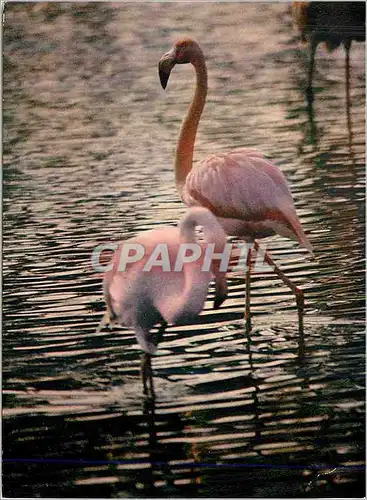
[158,50,176,90]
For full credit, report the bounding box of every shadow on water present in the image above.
[3,3,365,498]
[294,54,360,161]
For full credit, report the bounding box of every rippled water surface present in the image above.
[3,3,365,498]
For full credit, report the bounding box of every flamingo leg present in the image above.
[306,36,318,103]
[154,321,167,348]
[245,246,252,332]
[159,319,168,329]
[344,39,353,152]
[253,242,305,355]
[96,311,108,333]
[96,309,114,333]
[141,353,155,399]
[345,39,351,97]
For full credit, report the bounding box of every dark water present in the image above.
[3,3,365,498]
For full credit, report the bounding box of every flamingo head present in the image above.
[159,38,201,89]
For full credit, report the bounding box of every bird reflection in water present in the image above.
[292,1,365,104]
[293,2,364,156]
[140,397,201,494]
[300,68,357,159]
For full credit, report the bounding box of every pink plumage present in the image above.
[99,207,228,355]
[159,38,313,339]
[183,147,313,254]
[159,39,312,256]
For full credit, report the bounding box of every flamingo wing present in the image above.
[182,148,313,252]
[183,148,293,220]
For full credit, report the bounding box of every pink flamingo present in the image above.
[98,207,228,396]
[158,38,314,338]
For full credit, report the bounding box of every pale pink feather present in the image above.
[182,148,313,254]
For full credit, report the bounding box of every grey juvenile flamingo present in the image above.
[98,207,228,396]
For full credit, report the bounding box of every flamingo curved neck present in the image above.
[163,209,227,323]
[175,53,208,193]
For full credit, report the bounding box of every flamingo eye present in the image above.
[176,48,184,61]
